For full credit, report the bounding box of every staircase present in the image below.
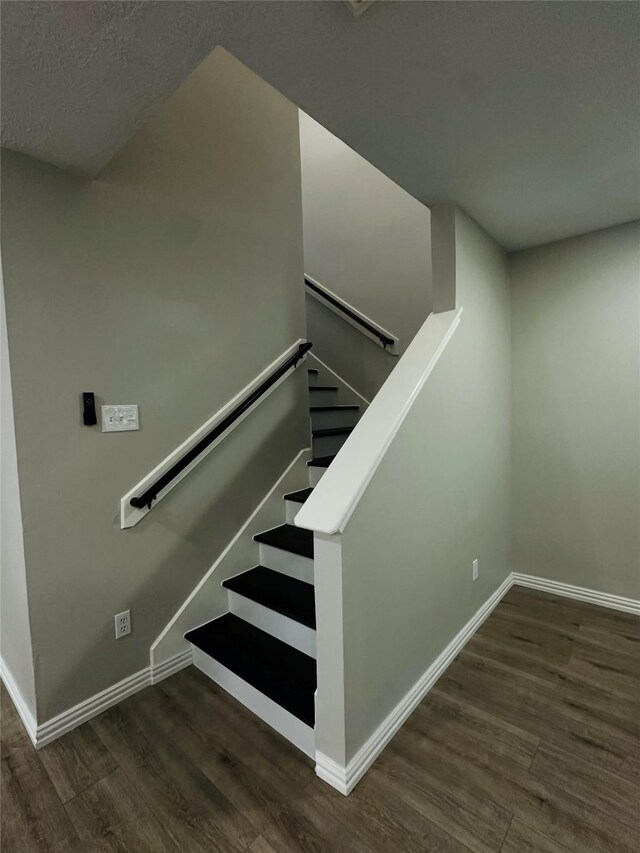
[184,366,362,758]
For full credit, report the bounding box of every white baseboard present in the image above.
[0,658,38,747]
[150,649,193,685]
[316,573,513,795]
[6,572,637,758]
[512,573,640,615]
[1,650,192,750]
[316,571,640,795]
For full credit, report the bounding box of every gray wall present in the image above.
[1,271,37,718]
[0,48,308,720]
[338,207,511,759]
[510,222,640,599]
[300,112,432,399]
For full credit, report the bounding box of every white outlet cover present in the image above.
[114,610,131,638]
[102,405,139,432]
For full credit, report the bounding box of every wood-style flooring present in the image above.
[2,587,639,852]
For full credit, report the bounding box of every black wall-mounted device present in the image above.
[82,392,97,426]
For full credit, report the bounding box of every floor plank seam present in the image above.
[3,589,638,853]
[517,816,574,852]
[527,739,543,771]
[498,814,514,853]
[60,765,120,810]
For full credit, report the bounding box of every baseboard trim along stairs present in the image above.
[315,571,640,795]
[0,649,193,750]
[0,560,640,752]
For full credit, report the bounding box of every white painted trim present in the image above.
[315,570,640,794]
[296,309,462,535]
[286,499,302,524]
[35,669,153,749]
[121,340,309,528]
[150,649,193,684]
[1,650,192,750]
[315,571,512,794]
[0,658,38,747]
[308,464,327,488]
[191,646,315,758]
[149,448,310,667]
[305,275,399,355]
[258,543,314,584]
[5,573,635,757]
[512,573,640,615]
[307,353,371,407]
[228,590,316,657]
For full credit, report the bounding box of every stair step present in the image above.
[254,524,313,559]
[307,455,335,468]
[284,487,314,504]
[284,487,314,525]
[307,368,319,375]
[308,386,338,405]
[185,614,316,726]
[312,427,354,438]
[310,403,360,431]
[223,566,315,629]
[312,424,354,456]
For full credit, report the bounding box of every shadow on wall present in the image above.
[299,111,433,399]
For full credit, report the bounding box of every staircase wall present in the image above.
[300,112,432,400]
[0,48,308,722]
[315,206,511,767]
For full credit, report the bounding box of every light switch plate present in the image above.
[102,405,139,432]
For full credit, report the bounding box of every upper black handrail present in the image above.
[130,341,312,511]
[304,277,395,349]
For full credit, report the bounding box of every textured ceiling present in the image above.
[2,1,639,249]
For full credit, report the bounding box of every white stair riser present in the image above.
[308,389,338,406]
[313,433,351,457]
[286,500,305,524]
[228,590,316,658]
[191,646,315,758]
[258,543,314,584]
[308,465,327,487]
[310,408,360,430]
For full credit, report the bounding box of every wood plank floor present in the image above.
[2,587,639,852]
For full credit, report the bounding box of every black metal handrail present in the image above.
[304,277,395,349]
[130,341,312,510]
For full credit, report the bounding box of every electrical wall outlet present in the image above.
[472,559,479,581]
[114,610,131,638]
